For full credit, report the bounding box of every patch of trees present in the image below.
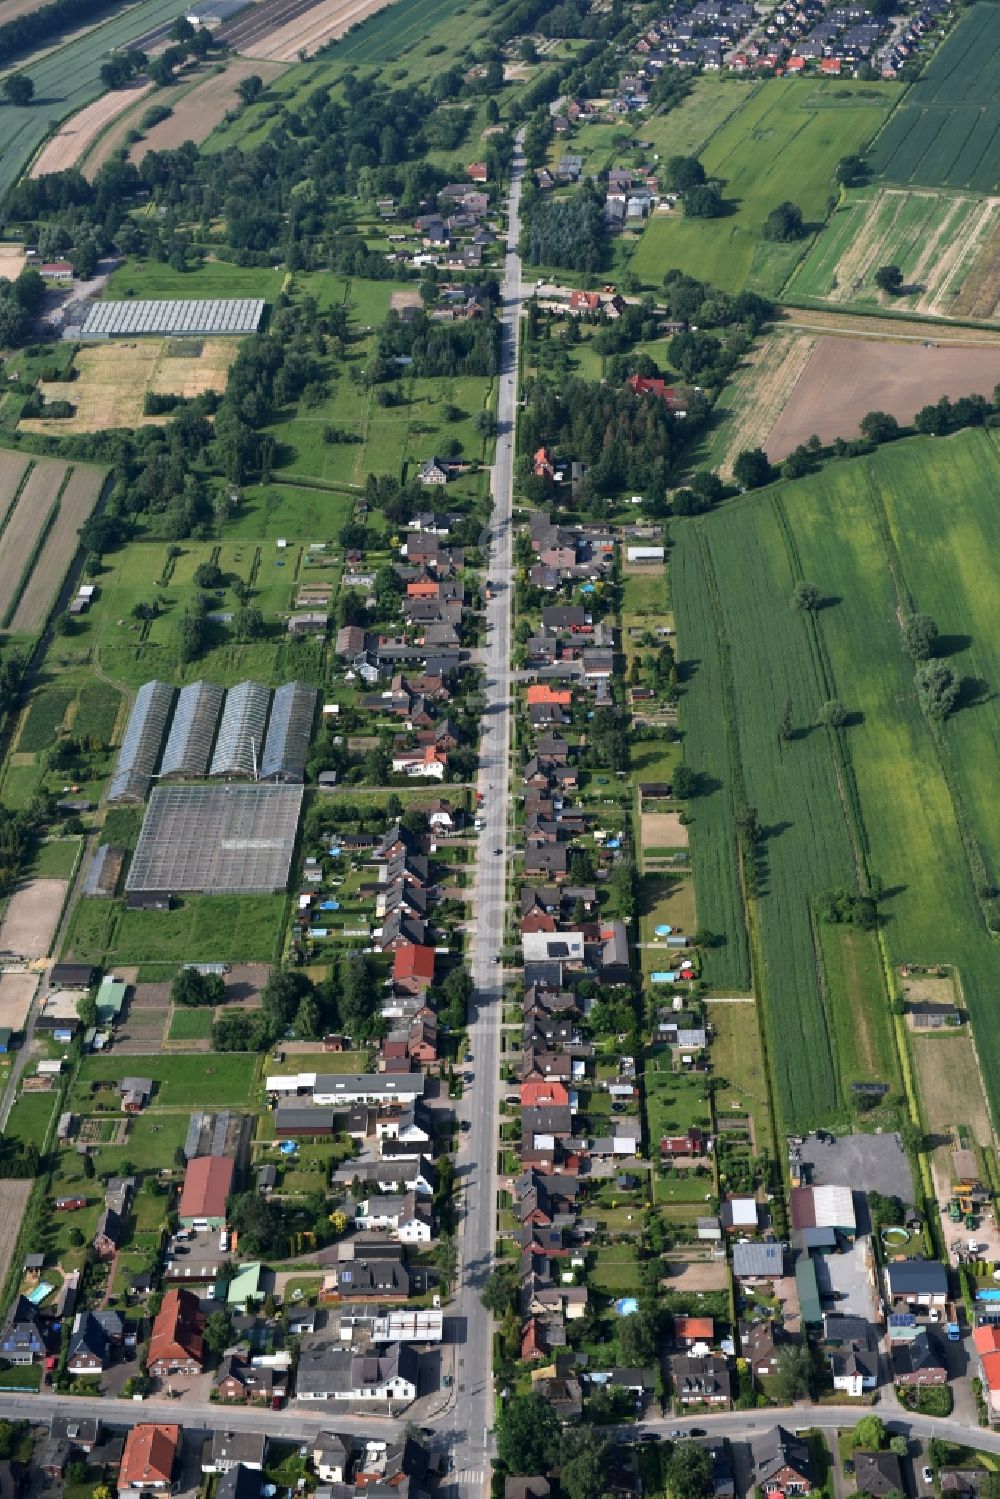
[733,447,776,490]
[3,73,33,105]
[661,270,774,333]
[0,265,45,348]
[212,952,384,1053]
[762,200,805,241]
[171,968,225,1008]
[683,183,724,219]
[520,183,606,272]
[915,658,959,720]
[0,802,41,895]
[373,306,501,380]
[99,49,147,90]
[915,392,990,436]
[816,884,879,931]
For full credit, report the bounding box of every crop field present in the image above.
[787,188,1000,319]
[674,428,1000,1127]
[0,1181,33,1303]
[31,79,152,178]
[628,80,895,295]
[22,340,239,437]
[105,257,286,302]
[868,4,1000,191]
[18,686,73,752]
[10,465,104,634]
[126,59,289,158]
[911,1031,995,1198]
[234,0,400,61]
[0,0,223,201]
[764,337,1000,457]
[0,456,69,628]
[698,330,816,476]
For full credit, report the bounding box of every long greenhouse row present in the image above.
[107,678,317,802]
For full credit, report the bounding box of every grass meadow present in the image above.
[673,428,1000,1128]
[63,893,287,964]
[629,80,896,295]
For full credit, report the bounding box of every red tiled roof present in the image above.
[178,1155,233,1221]
[393,944,436,982]
[119,1425,179,1488]
[148,1288,204,1370]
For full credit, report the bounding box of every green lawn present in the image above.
[105,258,287,302]
[673,427,1000,1127]
[75,1052,259,1108]
[589,1245,642,1294]
[629,79,897,294]
[642,78,761,160]
[167,1008,214,1041]
[5,1090,58,1149]
[26,838,81,880]
[64,894,286,963]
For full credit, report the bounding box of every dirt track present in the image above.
[765,336,1000,457]
[779,304,1000,344]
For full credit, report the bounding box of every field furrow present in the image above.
[10,464,104,634]
[0,456,70,624]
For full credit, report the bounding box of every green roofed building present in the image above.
[795,1255,823,1326]
[227,1262,263,1311]
[95,977,127,1028]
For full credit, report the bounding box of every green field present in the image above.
[674,428,1000,1127]
[640,78,760,161]
[0,0,219,200]
[64,893,286,963]
[74,1052,258,1108]
[167,1008,215,1041]
[4,1091,57,1149]
[629,80,896,295]
[105,258,287,303]
[868,4,1000,190]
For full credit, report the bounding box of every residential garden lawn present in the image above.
[642,77,761,160]
[622,568,670,619]
[0,1364,41,1389]
[167,1008,215,1041]
[867,4,1000,191]
[589,1245,642,1294]
[638,873,698,943]
[708,1000,776,1160]
[5,1090,57,1148]
[628,79,896,295]
[105,257,287,302]
[672,427,1000,1127]
[654,1171,714,1205]
[223,482,354,540]
[75,1052,259,1108]
[644,1057,713,1144]
[631,738,679,782]
[263,1050,371,1078]
[0,760,44,810]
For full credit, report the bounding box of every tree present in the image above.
[474,408,497,438]
[889,1436,909,1458]
[733,447,774,490]
[177,610,205,663]
[664,155,706,192]
[329,1208,348,1234]
[902,612,938,661]
[480,1262,518,1318]
[193,561,222,588]
[852,1415,887,1451]
[617,1309,659,1365]
[793,581,820,612]
[818,698,847,729]
[778,696,793,743]
[859,410,900,444]
[496,1393,560,1473]
[232,605,264,642]
[763,201,804,241]
[915,659,959,720]
[171,968,224,1008]
[559,1429,609,1499]
[237,74,264,105]
[771,1341,811,1403]
[203,1310,233,1356]
[3,74,34,106]
[874,264,903,295]
[666,1442,714,1499]
[672,764,697,799]
[836,153,864,186]
[683,184,724,219]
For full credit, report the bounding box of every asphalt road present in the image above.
[432,133,526,1496]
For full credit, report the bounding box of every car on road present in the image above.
[670,1430,684,1438]
[495,847,502,855]
[466,1053,473,1062]
[922,1469,933,1485]
[640,1434,658,1444]
[461,1121,470,1132]
[689,1429,706,1437]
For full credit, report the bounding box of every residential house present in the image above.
[733,1242,783,1281]
[853,1452,904,1498]
[672,1353,731,1406]
[742,1320,781,1378]
[147,1289,205,1377]
[751,1427,813,1497]
[203,1432,267,1474]
[215,1355,284,1405]
[884,1260,948,1308]
[891,1328,947,1387]
[94,1207,124,1258]
[0,1295,45,1364]
[674,1315,714,1349]
[829,1341,878,1397]
[118,1425,180,1495]
[67,1311,112,1375]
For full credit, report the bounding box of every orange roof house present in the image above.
[526,685,572,707]
[569,290,601,312]
[533,447,555,478]
[147,1288,205,1375]
[393,943,436,992]
[177,1155,233,1226]
[467,162,488,182]
[521,1079,570,1108]
[674,1315,714,1345]
[119,1424,180,1491]
[407,580,440,598]
[974,1325,1000,1356]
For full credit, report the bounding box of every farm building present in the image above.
[95,977,127,1028]
[82,843,125,898]
[107,680,175,803]
[178,1155,234,1228]
[49,964,94,988]
[210,681,271,778]
[159,681,225,779]
[275,1105,338,1137]
[260,681,318,783]
[79,299,265,339]
[790,1184,856,1237]
[626,546,665,564]
[185,0,247,23]
[126,783,303,895]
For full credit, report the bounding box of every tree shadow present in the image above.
[816,593,841,611]
[762,819,793,842]
[934,632,972,659]
[955,675,991,713]
[677,656,699,685]
[842,709,865,729]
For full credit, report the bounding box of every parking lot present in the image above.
[800,1131,914,1203]
[813,1234,878,1321]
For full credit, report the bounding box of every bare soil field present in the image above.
[765,337,1000,457]
[31,80,152,178]
[127,59,287,160]
[0,1180,33,1299]
[390,289,423,313]
[0,245,28,281]
[0,458,69,625]
[0,878,67,960]
[710,331,816,478]
[10,464,104,634]
[0,972,37,1031]
[662,1255,729,1291]
[641,811,689,849]
[236,0,397,60]
[22,339,238,436]
[0,450,31,514]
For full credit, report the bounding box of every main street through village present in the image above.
[6,125,1000,1499]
